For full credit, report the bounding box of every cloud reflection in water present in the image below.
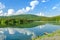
[0,28,36,40]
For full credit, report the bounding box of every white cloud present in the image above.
[0,10,3,14]
[52,3,60,10]
[4,9,15,16]
[0,2,5,9]
[16,0,39,14]
[15,8,25,15]
[30,0,39,10]
[7,9,15,16]
[26,7,31,12]
[13,0,39,15]
[0,3,15,16]
[0,10,3,16]
[52,6,57,10]
[15,7,30,15]
[41,0,49,2]
[0,0,39,16]
[42,0,46,2]
[35,12,44,16]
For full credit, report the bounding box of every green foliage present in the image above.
[0,14,60,28]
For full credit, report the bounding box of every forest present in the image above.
[0,14,60,27]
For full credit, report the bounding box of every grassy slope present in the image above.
[32,30,60,40]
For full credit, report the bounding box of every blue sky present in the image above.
[0,0,60,16]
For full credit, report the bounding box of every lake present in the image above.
[0,24,60,40]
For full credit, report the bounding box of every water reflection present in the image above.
[0,23,60,40]
[0,32,6,40]
[36,25,45,29]
[0,28,36,40]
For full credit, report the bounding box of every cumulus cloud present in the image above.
[0,10,3,16]
[0,10,3,13]
[3,9,15,16]
[0,0,39,16]
[15,0,39,15]
[15,7,31,15]
[35,12,44,16]
[15,8,26,15]
[0,2,5,16]
[7,9,15,16]
[30,0,39,10]
[0,2,5,9]
[26,7,31,12]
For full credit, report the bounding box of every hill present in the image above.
[0,14,47,27]
[0,14,60,28]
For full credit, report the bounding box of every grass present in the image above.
[32,30,60,40]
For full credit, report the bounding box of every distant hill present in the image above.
[0,14,60,21]
[0,14,48,21]
[0,14,60,28]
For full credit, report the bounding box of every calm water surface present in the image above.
[0,24,60,40]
